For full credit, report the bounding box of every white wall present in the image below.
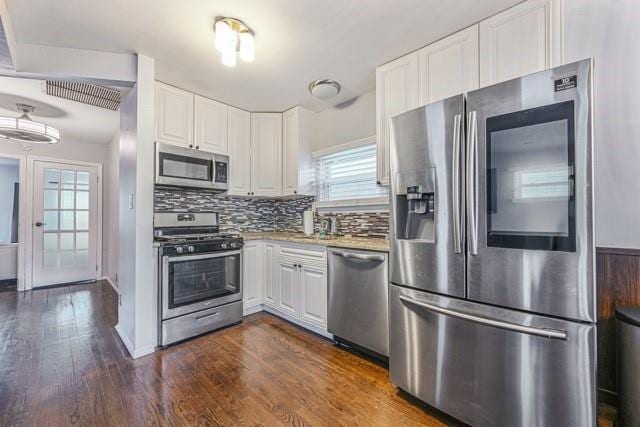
[115,54,156,359]
[106,132,119,284]
[564,0,640,249]
[311,90,376,152]
[0,161,19,243]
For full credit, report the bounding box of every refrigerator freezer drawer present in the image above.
[388,284,596,427]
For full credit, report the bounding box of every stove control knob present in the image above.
[187,246,195,253]
[230,242,236,248]
[221,243,228,249]
[176,247,184,254]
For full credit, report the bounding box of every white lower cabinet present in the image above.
[242,241,263,315]
[263,242,278,308]
[299,263,327,328]
[242,241,328,334]
[277,259,299,317]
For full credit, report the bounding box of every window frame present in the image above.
[312,136,389,210]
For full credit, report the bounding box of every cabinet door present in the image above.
[282,108,299,195]
[155,82,193,147]
[242,242,263,311]
[251,113,283,197]
[278,261,299,317]
[479,0,563,87]
[376,54,419,186]
[228,106,252,196]
[194,95,228,153]
[263,243,278,307]
[418,25,479,105]
[300,263,327,328]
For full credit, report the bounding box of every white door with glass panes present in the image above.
[32,161,99,287]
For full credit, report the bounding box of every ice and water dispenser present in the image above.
[393,170,436,241]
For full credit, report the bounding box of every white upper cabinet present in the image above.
[194,95,228,153]
[282,106,314,196]
[418,25,479,105]
[251,113,283,197]
[155,82,194,147]
[228,106,252,196]
[376,54,419,186]
[479,0,563,86]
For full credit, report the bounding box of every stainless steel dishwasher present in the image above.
[328,248,389,358]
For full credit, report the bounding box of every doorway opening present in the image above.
[0,156,20,291]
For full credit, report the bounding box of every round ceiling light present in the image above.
[308,79,341,100]
[0,104,60,144]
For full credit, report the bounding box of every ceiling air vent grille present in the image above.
[45,81,122,111]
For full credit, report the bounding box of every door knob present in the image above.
[35,222,45,227]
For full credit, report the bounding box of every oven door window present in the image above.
[159,152,213,182]
[486,100,576,252]
[168,253,240,308]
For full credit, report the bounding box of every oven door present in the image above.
[162,250,242,319]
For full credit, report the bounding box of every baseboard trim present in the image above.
[262,305,332,339]
[243,304,264,316]
[114,323,156,359]
[101,276,119,294]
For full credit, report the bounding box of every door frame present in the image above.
[25,156,103,290]
[0,154,27,291]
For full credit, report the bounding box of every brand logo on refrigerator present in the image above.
[554,75,577,92]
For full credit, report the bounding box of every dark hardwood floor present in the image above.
[0,281,616,426]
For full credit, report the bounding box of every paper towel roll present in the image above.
[303,210,314,235]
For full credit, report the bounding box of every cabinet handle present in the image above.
[294,190,297,194]
[195,146,200,150]
[189,144,193,148]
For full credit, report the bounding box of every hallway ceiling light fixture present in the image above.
[214,17,255,67]
[0,104,60,144]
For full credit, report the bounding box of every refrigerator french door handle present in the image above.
[399,294,568,340]
[452,113,463,254]
[466,111,478,255]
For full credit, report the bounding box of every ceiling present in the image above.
[6,0,521,112]
[0,76,119,144]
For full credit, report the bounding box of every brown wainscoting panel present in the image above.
[596,247,640,404]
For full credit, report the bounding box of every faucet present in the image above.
[320,216,338,237]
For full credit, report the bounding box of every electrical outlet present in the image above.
[129,193,135,210]
[118,294,122,306]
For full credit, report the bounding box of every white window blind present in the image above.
[314,142,388,202]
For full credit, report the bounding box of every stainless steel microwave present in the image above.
[155,142,229,191]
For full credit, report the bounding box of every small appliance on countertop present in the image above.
[155,212,243,346]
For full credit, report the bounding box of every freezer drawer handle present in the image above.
[331,250,385,262]
[399,294,567,340]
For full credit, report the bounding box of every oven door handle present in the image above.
[165,250,242,263]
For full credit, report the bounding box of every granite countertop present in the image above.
[241,232,389,252]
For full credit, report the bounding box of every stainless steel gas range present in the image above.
[155,212,243,346]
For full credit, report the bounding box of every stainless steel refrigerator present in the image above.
[388,59,596,426]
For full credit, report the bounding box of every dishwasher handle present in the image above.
[330,250,385,262]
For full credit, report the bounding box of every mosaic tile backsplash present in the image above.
[154,187,389,238]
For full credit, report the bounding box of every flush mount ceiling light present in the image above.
[0,104,60,144]
[214,16,255,67]
[308,79,341,100]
